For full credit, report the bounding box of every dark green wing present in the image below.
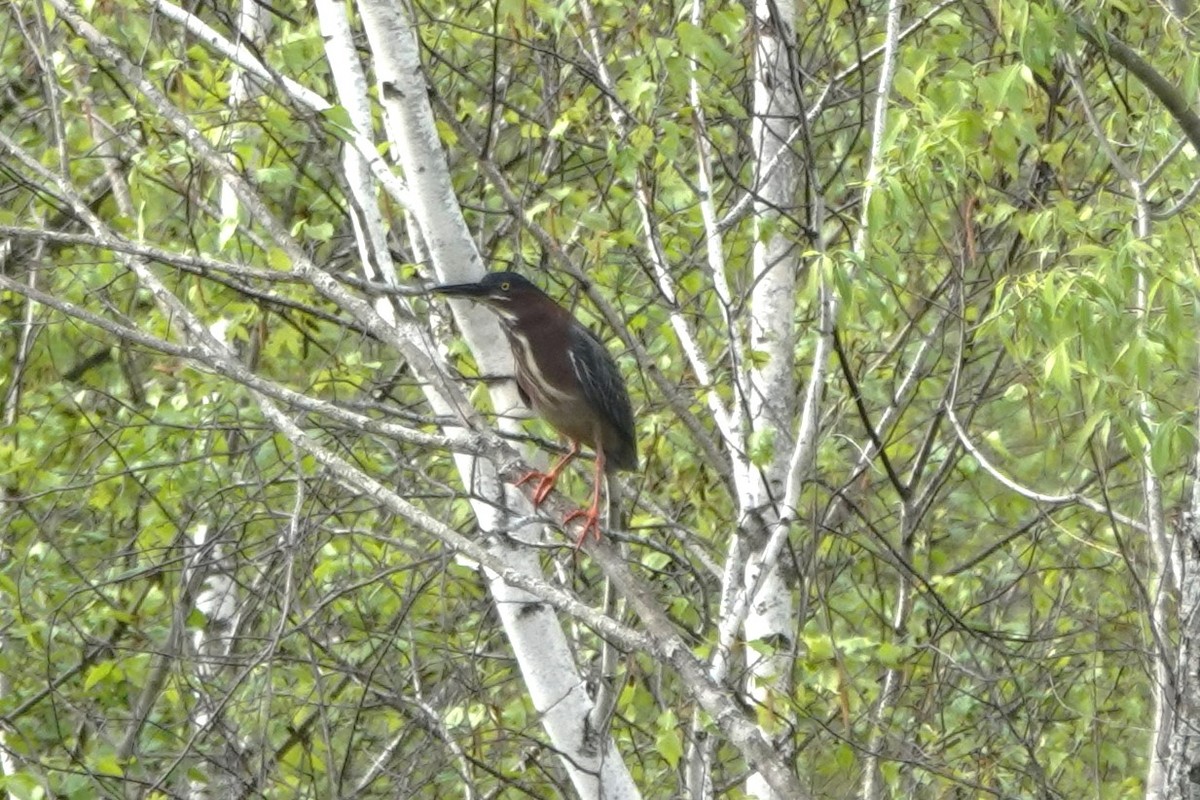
[567,322,637,471]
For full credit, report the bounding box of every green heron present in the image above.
[433,271,636,545]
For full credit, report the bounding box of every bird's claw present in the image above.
[515,470,557,507]
[563,506,603,549]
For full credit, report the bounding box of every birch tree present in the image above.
[3,0,1200,798]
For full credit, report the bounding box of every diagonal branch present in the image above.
[1069,11,1200,152]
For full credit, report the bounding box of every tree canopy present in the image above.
[2,0,1199,797]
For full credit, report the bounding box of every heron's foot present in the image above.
[563,503,603,549]
[515,470,559,507]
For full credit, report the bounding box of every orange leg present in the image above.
[563,449,607,548]
[515,440,579,507]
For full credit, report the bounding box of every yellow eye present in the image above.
[500,282,511,291]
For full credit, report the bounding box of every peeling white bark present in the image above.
[148,0,412,212]
[219,0,268,222]
[185,523,242,800]
[353,3,640,796]
[748,0,799,499]
[315,0,399,325]
[740,1,802,797]
[1167,428,1200,799]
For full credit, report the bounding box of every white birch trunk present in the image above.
[184,523,242,800]
[681,0,807,794]
[196,2,264,778]
[0,237,30,796]
[742,1,801,796]
[315,0,399,326]
[353,2,641,796]
[1133,185,1172,800]
[1167,412,1200,799]
[219,0,268,222]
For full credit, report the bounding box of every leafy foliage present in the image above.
[1,0,1197,796]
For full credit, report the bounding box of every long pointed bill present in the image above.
[432,282,490,298]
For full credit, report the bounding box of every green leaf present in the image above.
[0,772,45,800]
[320,105,356,142]
[304,221,334,242]
[876,642,906,667]
[655,710,682,768]
[84,661,116,690]
[255,165,295,187]
[92,753,124,778]
[748,427,776,467]
[217,214,239,251]
[1042,341,1073,389]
